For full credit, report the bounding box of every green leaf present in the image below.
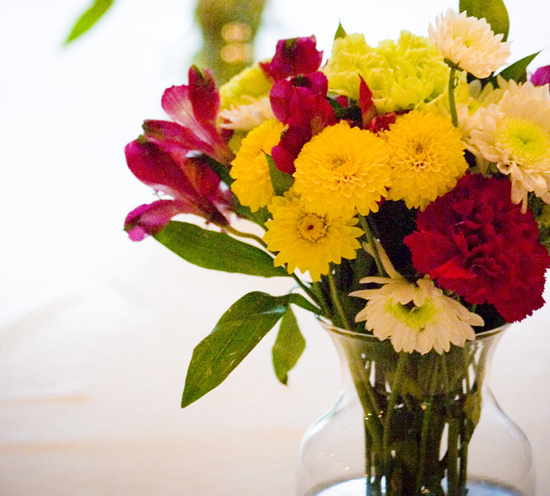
[154,221,288,278]
[498,51,540,83]
[64,0,115,44]
[459,0,509,40]
[286,293,322,315]
[334,22,347,40]
[181,292,292,407]
[272,308,306,384]
[265,153,294,196]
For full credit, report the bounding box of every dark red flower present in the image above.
[531,65,550,87]
[260,36,323,81]
[404,173,550,322]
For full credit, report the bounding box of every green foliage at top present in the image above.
[65,0,115,44]
[459,0,509,41]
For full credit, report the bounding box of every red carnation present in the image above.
[404,173,550,322]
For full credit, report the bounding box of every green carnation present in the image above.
[219,63,272,110]
[324,31,458,114]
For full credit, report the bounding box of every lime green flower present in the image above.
[324,31,465,114]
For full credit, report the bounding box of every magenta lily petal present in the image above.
[125,139,197,199]
[160,67,233,165]
[531,65,550,87]
[124,139,229,236]
[188,66,220,125]
[124,200,189,241]
[143,119,219,159]
[359,77,377,128]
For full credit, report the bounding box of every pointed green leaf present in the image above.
[459,0,509,40]
[272,308,306,385]
[181,292,291,407]
[334,22,347,40]
[154,221,288,277]
[286,293,323,315]
[64,0,115,44]
[265,153,294,196]
[498,51,540,83]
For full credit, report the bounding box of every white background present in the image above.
[1,0,549,494]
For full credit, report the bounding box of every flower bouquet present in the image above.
[123,0,550,494]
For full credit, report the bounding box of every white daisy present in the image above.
[219,95,275,131]
[466,80,550,211]
[350,242,483,354]
[428,9,510,78]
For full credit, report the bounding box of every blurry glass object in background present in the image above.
[65,0,268,85]
[194,0,268,83]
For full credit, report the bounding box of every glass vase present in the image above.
[297,324,536,496]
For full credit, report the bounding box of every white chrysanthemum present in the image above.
[428,9,510,78]
[350,242,483,354]
[220,96,275,131]
[466,81,550,211]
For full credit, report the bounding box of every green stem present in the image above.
[312,281,332,318]
[359,215,387,277]
[415,355,440,494]
[224,225,328,314]
[383,353,408,483]
[290,274,326,315]
[447,419,460,496]
[345,349,384,452]
[448,66,459,127]
[328,268,352,330]
[223,224,267,247]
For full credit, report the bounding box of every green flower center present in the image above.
[297,213,328,242]
[385,298,438,331]
[500,117,550,171]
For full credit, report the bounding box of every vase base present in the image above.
[304,477,525,496]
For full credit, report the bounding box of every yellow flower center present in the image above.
[385,298,438,331]
[408,139,433,170]
[297,213,328,243]
[500,117,550,171]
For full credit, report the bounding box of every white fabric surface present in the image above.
[1,0,550,494]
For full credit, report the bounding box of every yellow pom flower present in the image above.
[263,194,363,281]
[385,110,469,210]
[293,121,391,219]
[230,119,285,212]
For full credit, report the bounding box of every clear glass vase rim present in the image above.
[318,317,510,343]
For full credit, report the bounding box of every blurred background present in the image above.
[1,0,549,494]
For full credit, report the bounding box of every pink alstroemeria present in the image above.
[260,36,323,81]
[531,65,550,87]
[143,66,234,166]
[124,139,230,241]
[270,72,335,173]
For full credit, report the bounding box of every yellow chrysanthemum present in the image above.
[385,110,469,210]
[293,121,391,219]
[428,9,510,78]
[263,194,363,281]
[230,119,285,212]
